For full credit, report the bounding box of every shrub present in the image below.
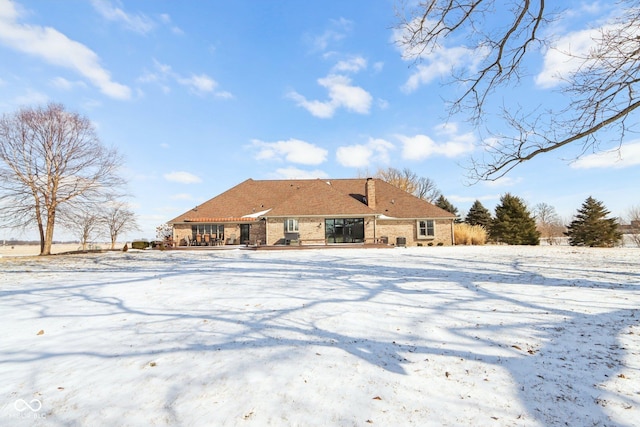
[454,223,488,245]
[131,240,150,250]
[490,193,540,245]
[566,196,622,247]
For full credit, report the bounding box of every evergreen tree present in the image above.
[490,193,540,245]
[566,197,622,247]
[435,195,461,222]
[465,200,492,228]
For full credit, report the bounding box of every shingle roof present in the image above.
[168,178,455,223]
[328,179,456,219]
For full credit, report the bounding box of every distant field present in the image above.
[0,243,124,257]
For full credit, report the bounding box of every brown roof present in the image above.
[184,217,257,223]
[328,179,456,219]
[168,178,456,223]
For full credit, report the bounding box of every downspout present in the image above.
[264,217,268,245]
[451,219,455,245]
[373,215,377,243]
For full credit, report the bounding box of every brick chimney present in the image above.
[365,178,376,209]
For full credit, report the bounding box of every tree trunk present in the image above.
[38,222,45,255]
[42,210,56,256]
[34,201,46,255]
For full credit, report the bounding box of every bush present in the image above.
[454,223,488,245]
[131,240,150,250]
[490,193,540,245]
[566,196,622,247]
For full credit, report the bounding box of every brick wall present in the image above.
[376,219,453,246]
[174,217,453,246]
[266,217,326,245]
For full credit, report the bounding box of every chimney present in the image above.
[365,178,376,209]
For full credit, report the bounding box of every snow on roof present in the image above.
[242,208,272,218]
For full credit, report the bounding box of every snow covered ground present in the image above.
[1,245,638,426]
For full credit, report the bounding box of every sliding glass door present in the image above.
[325,218,364,243]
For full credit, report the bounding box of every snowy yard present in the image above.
[1,246,639,426]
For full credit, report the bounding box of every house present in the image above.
[168,178,457,247]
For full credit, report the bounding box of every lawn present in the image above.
[1,245,638,426]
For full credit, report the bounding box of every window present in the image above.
[192,224,224,240]
[418,220,435,238]
[285,219,299,233]
[325,218,364,243]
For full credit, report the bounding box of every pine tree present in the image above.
[490,193,540,245]
[566,197,622,247]
[465,200,492,228]
[435,195,460,222]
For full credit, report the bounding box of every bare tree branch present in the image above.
[396,0,640,181]
[0,103,126,255]
[373,167,441,202]
[101,202,140,249]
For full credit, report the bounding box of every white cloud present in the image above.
[483,176,522,187]
[288,74,372,118]
[250,139,328,165]
[308,17,353,52]
[336,138,395,168]
[536,16,639,89]
[393,20,487,93]
[158,12,183,35]
[163,171,202,184]
[398,123,476,160]
[571,141,640,169]
[332,56,367,73]
[215,91,233,99]
[401,46,481,93]
[270,167,329,180]
[139,60,231,98]
[50,76,87,91]
[178,74,217,95]
[336,145,372,168]
[535,27,601,89]
[90,0,154,34]
[398,134,437,160]
[0,0,131,100]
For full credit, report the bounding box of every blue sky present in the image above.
[0,0,638,241]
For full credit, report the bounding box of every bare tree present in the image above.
[373,167,441,202]
[396,1,640,180]
[533,202,565,245]
[0,103,125,255]
[156,222,173,243]
[101,202,140,249]
[62,207,102,251]
[626,205,640,247]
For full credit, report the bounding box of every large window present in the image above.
[418,220,435,238]
[325,218,364,243]
[284,219,299,233]
[191,224,224,240]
